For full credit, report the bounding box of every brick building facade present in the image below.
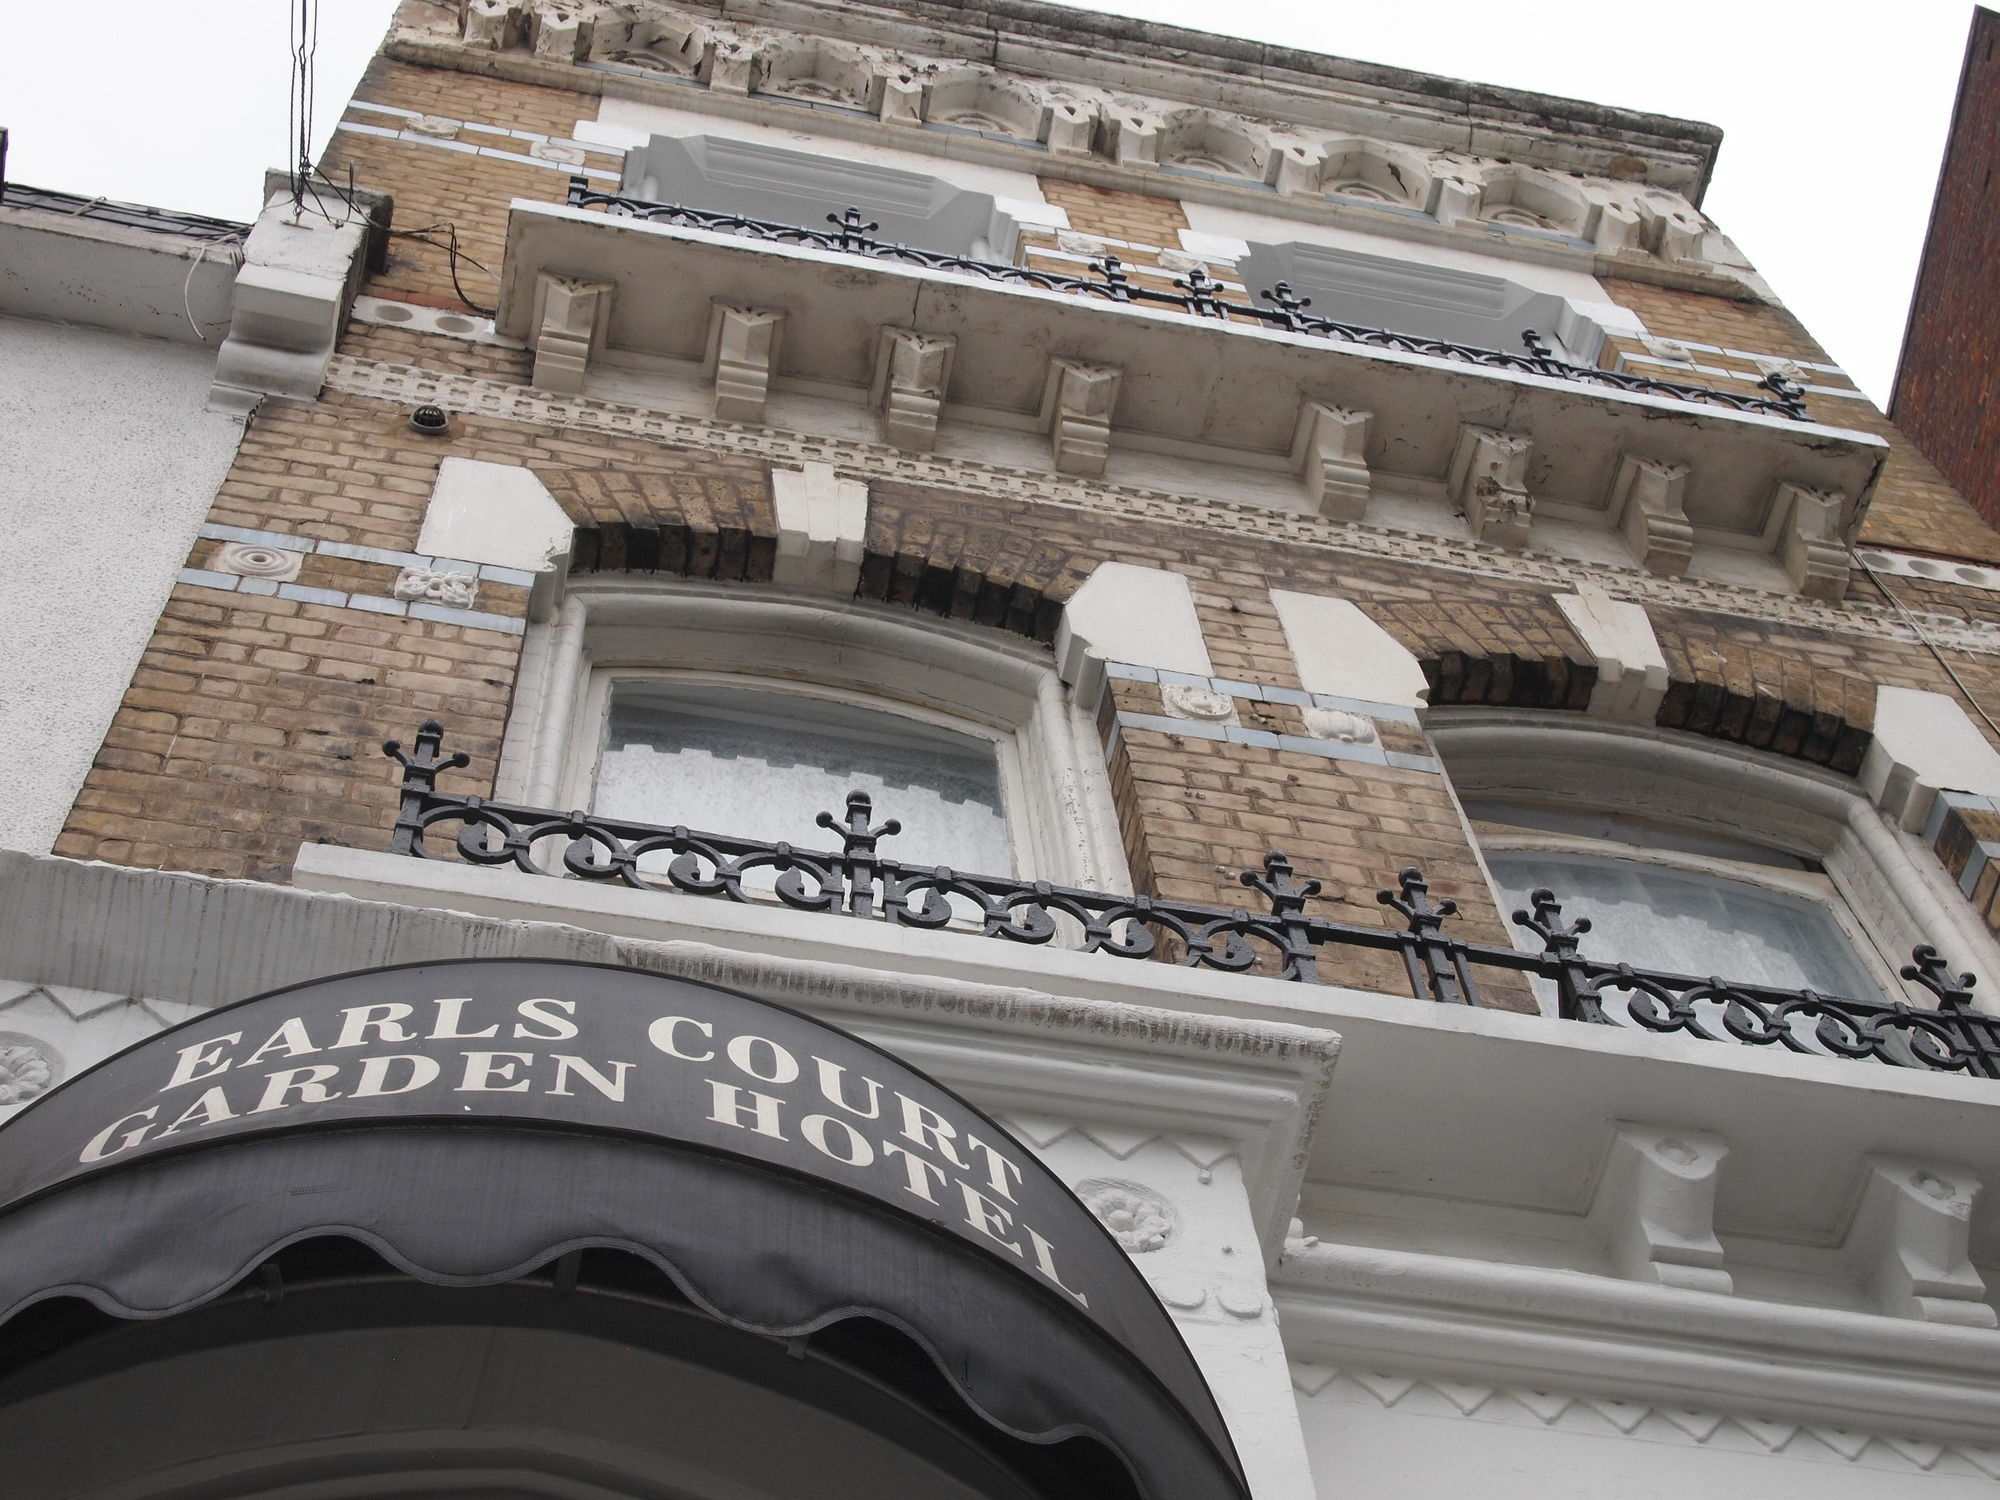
[6,2,2000,1495]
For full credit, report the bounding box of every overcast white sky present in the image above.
[0,1,1979,402]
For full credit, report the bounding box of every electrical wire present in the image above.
[181,235,246,343]
[288,0,321,211]
[1854,553,2000,742]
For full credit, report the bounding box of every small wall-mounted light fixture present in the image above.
[408,404,452,436]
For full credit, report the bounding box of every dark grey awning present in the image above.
[0,960,1247,1500]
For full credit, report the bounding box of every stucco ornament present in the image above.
[1160,683,1235,723]
[0,1044,55,1106]
[1301,706,1377,744]
[393,566,479,608]
[1078,1178,1178,1253]
[213,542,304,581]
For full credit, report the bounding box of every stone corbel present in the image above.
[462,0,524,50]
[704,35,754,93]
[1776,481,1851,600]
[705,304,785,424]
[1846,1157,1996,1327]
[528,273,613,395]
[531,5,587,60]
[1592,200,1641,256]
[1271,139,1327,197]
[1608,454,1694,575]
[877,69,924,124]
[1289,404,1372,521]
[210,176,385,414]
[870,328,955,452]
[1447,425,1534,549]
[1041,359,1121,476]
[1046,96,1096,156]
[1588,1124,1732,1295]
[1434,172,1482,227]
[1103,111,1161,168]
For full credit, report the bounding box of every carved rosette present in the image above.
[0,1043,56,1106]
[1077,1178,1178,1253]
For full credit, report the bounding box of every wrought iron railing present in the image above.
[566,178,1811,422]
[385,723,1997,1078]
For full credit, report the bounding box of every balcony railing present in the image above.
[387,723,1996,1078]
[566,178,1811,422]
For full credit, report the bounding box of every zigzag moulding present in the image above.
[321,356,2000,659]
[1289,1365,2000,1479]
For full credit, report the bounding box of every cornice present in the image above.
[321,354,2000,658]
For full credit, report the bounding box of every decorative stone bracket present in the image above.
[529,272,613,395]
[870,327,955,453]
[1447,426,1534,549]
[1041,358,1121,476]
[770,462,868,596]
[1777,482,1853,601]
[1588,1124,1731,1294]
[210,174,388,414]
[1846,1157,1995,1327]
[1290,404,1373,521]
[706,303,785,423]
[1608,454,1694,576]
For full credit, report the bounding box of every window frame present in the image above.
[497,577,1132,894]
[1429,710,2000,1012]
[572,669,1029,876]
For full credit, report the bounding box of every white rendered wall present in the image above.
[0,316,242,853]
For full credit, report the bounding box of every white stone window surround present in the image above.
[1428,711,2000,1014]
[498,578,1131,893]
[578,96,1068,258]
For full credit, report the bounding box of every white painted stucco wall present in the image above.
[0,315,242,853]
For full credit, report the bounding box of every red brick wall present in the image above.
[1891,7,2000,530]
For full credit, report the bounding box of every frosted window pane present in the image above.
[597,685,1011,875]
[1487,852,1878,1000]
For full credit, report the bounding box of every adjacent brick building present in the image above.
[1893,4,2000,528]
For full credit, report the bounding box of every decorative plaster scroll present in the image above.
[1447,425,1534,549]
[870,327,955,453]
[1777,482,1853,601]
[705,304,785,424]
[1300,707,1377,745]
[529,273,612,395]
[1608,454,1694,576]
[1290,403,1372,521]
[1587,1124,1731,1294]
[1041,358,1121,476]
[1847,1157,1995,1327]
[321,358,2000,659]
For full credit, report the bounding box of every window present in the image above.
[497,580,1130,893]
[595,680,1012,875]
[1432,713,2000,1009]
[1467,801,1881,999]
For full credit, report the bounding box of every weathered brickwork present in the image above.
[1601,276,2000,564]
[1035,178,1191,246]
[53,584,520,884]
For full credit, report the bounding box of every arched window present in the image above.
[1432,712,2000,1008]
[497,577,1130,891]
